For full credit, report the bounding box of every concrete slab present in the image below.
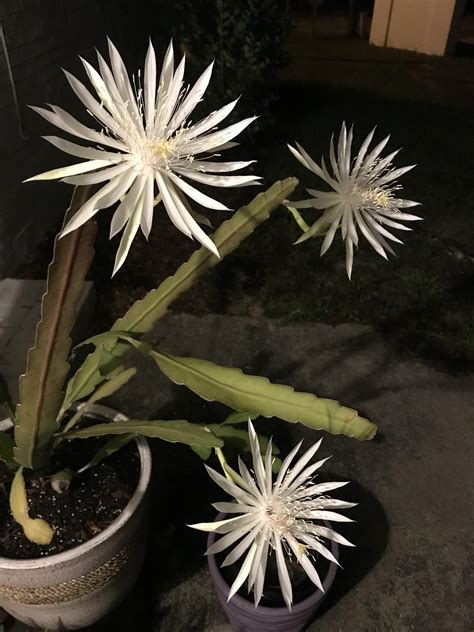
[0,278,95,403]
[96,314,473,632]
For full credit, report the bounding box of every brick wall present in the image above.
[0,0,138,277]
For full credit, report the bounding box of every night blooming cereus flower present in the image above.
[190,421,355,609]
[288,123,422,278]
[26,39,259,274]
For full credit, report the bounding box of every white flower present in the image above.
[190,421,355,609]
[288,123,422,279]
[26,39,260,274]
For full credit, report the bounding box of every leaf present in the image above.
[190,444,212,461]
[78,434,135,473]
[10,467,54,545]
[0,432,16,468]
[63,178,298,409]
[222,410,259,425]
[150,351,377,441]
[14,186,97,468]
[204,424,277,455]
[61,367,137,433]
[57,419,224,448]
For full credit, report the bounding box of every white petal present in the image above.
[144,40,157,132]
[364,213,403,244]
[155,173,193,237]
[110,174,146,238]
[180,98,239,142]
[112,196,143,275]
[287,536,324,592]
[279,439,322,491]
[43,136,122,162]
[346,239,354,279]
[140,174,155,239]
[283,456,331,496]
[301,510,353,522]
[63,70,124,138]
[193,514,258,534]
[291,197,332,210]
[264,439,273,496]
[329,134,341,182]
[248,421,267,496]
[157,40,175,107]
[275,441,303,488]
[61,177,125,235]
[274,536,292,609]
[376,215,413,231]
[238,455,261,498]
[314,498,357,510]
[352,126,376,177]
[32,104,127,151]
[306,524,355,547]
[107,38,142,131]
[295,532,340,566]
[190,159,256,173]
[156,55,185,133]
[391,199,421,210]
[63,161,131,185]
[252,531,270,606]
[212,502,255,514]
[379,208,422,220]
[293,480,350,500]
[158,174,220,256]
[320,205,344,256]
[24,159,111,182]
[167,172,229,211]
[204,465,259,507]
[185,116,257,155]
[354,209,388,259]
[227,542,258,602]
[174,168,261,188]
[222,522,262,568]
[168,61,214,133]
[205,517,260,556]
[359,135,390,173]
[376,164,416,185]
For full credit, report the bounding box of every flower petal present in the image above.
[174,168,261,188]
[274,536,293,609]
[227,542,258,602]
[24,159,111,182]
[185,116,257,155]
[168,61,214,133]
[62,161,131,186]
[110,174,147,238]
[140,174,155,239]
[112,197,143,275]
[167,172,230,211]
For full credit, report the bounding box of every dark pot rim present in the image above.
[207,513,339,614]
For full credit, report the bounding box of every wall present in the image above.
[370,0,458,56]
[0,0,132,277]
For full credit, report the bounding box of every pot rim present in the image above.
[207,513,339,615]
[0,403,152,569]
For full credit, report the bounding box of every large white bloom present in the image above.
[26,39,259,274]
[190,422,355,609]
[288,123,422,278]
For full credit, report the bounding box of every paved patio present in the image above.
[88,313,474,632]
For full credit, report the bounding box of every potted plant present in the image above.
[190,421,355,631]
[0,31,420,629]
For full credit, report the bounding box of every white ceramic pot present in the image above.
[0,404,152,630]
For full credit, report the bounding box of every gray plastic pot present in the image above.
[0,404,151,630]
[207,514,339,632]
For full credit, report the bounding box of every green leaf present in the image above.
[63,178,298,409]
[190,444,212,461]
[14,186,97,468]
[204,423,277,455]
[57,419,224,448]
[61,367,137,433]
[222,410,259,425]
[78,434,135,473]
[0,431,16,468]
[151,351,377,441]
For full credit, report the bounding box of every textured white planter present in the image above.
[0,404,152,630]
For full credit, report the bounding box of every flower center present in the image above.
[350,185,393,211]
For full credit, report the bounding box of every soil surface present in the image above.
[0,437,140,559]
